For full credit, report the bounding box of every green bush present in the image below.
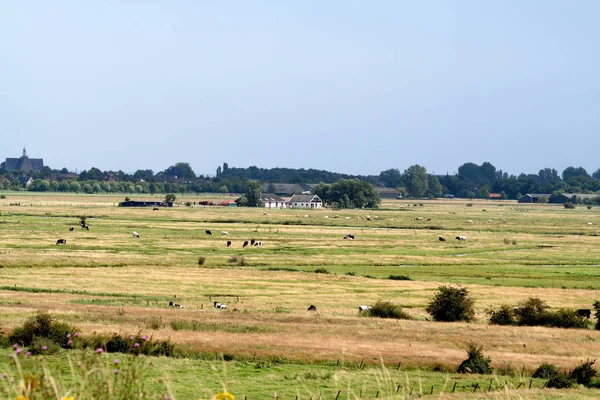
[515,298,550,326]
[314,268,330,274]
[547,374,574,389]
[426,286,475,322]
[8,311,78,348]
[545,309,588,329]
[532,363,560,379]
[593,300,600,330]
[367,301,411,320]
[489,305,517,325]
[389,275,412,281]
[105,334,131,353]
[564,202,576,209]
[457,343,493,374]
[198,256,206,266]
[29,337,61,355]
[570,359,597,386]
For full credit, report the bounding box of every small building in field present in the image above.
[118,200,170,207]
[549,193,600,204]
[261,193,287,208]
[288,194,323,208]
[376,187,401,199]
[518,194,551,203]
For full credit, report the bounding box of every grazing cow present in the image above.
[168,301,184,308]
[84,225,89,231]
[250,239,256,246]
[344,234,355,240]
[307,305,317,311]
[69,226,75,231]
[243,240,249,248]
[414,217,423,221]
[221,231,230,236]
[577,309,592,319]
[56,239,67,245]
[132,232,140,238]
[214,301,227,309]
[456,236,468,241]
[254,241,263,247]
[439,237,446,242]
[153,207,159,211]
[358,305,372,314]
[205,230,212,236]
[226,240,232,247]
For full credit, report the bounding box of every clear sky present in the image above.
[1,1,599,177]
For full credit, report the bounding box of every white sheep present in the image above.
[467,220,473,223]
[221,231,230,236]
[132,232,140,238]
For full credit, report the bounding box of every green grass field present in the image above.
[1,193,600,399]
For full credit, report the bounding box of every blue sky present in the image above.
[1,1,599,177]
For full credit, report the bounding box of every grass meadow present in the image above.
[1,193,600,398]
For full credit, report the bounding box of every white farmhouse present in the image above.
[288,194,323,208]
[261,193,287,208]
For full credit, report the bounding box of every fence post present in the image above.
[396,385,401,394]
[397,361,401,370]
[516,383,522,389]
[359,359,364,369]
[375,390,379,398]
[473,383,479,393]
[488,379,493,392]
[452,382,457,393]
[529,380,533,389]
[334,391,340,400]
[430,386,434,395]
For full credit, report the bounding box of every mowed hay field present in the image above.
[1,193,600,398]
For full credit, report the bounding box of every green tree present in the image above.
[245,180,263,207]
[562,166,589,181]
[69,182,81,193]
[427,175,443,198]
[313,179,380,209]
[164,162,196,180]
[164,193,177,203]
[379,168,402,188]
[403,165,428,197]
[426,286,475,322]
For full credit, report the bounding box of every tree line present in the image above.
[1,161,600,203]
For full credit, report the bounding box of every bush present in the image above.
[515,298,550,326]
[105,334,131,353]
[457,343,493,374]
[389,275,412,281]
[532,363,560,379]
[489,305,516,326]
[546,374,574,389]
[545,309,588,329]
[593,300,600,330]
[314,268,330,274]
[564,202,576,209]
[426,286,475,322]
[227,256,248,266]
[570,359,597,386]
[198,256,206,266]
[367,301,411,320]
[8,311,78,348]
[29,337,61,355]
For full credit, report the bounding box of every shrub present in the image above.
[314,268,330,274]
[532,363,560,379]
[489,305,516,325]
[426,286,475,322]
[588,205,593,210]
[367,301,411,320]
[198,256,206,266]
[227,256,248,266]
[146,316,163,330]
[29,337,61,355]
[570,359,597,386]
[545,309,588,329]
[593,300,600,330]
[0,195,5,199]
[457,343,493,374]
[466,203,473,207]
[546,374,574,389]
[389,275,412,281]
[564,202,576,209]
[515,298,550,326]
[105,334,131,353]
[8,311,78,348]
[496,361,518,377]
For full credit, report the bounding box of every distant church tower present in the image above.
[1,147,44,172]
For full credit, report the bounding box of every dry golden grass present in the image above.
[1,194,600,375]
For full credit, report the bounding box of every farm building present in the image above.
[376,187,402,199]
[261,183,305,196]
[288,194,323,208]
[549,193,600,204]
[261,193,287,208]
[2,148,44,172]
[518,194,551,203]
[118,200,170,207]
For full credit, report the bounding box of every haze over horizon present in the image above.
[2,2,599,178]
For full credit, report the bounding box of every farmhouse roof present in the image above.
[260,193,287,203]
[289,194,322,203]
[261,183,304,195]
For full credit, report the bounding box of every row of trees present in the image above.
[3,161,600,200]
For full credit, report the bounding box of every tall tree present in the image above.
[427,175,443,198]
[313,179,380,209]
[164,162,196,180]
[379,168,402,188]
[562,166,589,181]
[403,165,428,197]
[245,180,263,207]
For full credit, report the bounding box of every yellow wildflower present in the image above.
[214,393,234,400]
[15,396,30,400]
[61,397,75,400]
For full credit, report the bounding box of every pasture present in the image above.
[1,193,600,398]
